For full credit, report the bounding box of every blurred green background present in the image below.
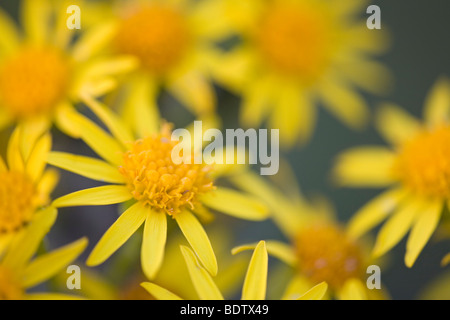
[1,0,449,299]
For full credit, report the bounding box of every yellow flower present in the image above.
[141,241,328,300]
[94,0,230,120]
[333,77,450,268]
[0,125,57,253]
[47,93,269,280]
[0,0,137,142]
[229,169,384,299]
[210,0,391,147]
[0,206,88,300]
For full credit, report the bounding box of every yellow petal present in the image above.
[297,282,328,300]
[332,147,396,187]
[87,202,147,266]
[25,132,51,183]
[36,169,59,201]
[200,187,269,221]
[375,103,421,146]
[71,20,117,61]
[373,197,424,258]
[175,210,218,276]
[80,93,134,146]
[180,245,223,300]
[241,241,268,300]
[140,282,183,300]
[52,185,132,208]
[21,0,51,44]
[0,154,7,172]
[423,77,450,126]
[70,113,124,166]
[281,275,316,300]
[122,74,160,138]
[268,83,315,148]
[319,78,369,130]
[141,210,167,280]
[47,152,125,184]
[338,278,368,300]
[7,126,24,172]
[2,207,57,271]
[21,237,88,289]
[232,240,297,267]
[240,76,273,128]
[348,187,408,239]
[54,101,82,138]
[168,71,216,115]
[405,199,443,267]
[20,115,50,160]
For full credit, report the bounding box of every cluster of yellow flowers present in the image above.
[0,0,448,300]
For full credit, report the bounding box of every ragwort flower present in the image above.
[47,94,269,280]
[333,77,450,267]
[0,0,137,142]
[210,0,391,147]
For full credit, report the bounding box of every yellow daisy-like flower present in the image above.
[0,206,88,300]
[141,241,328,300]
[333,77,450,268]
[210,0,391,147]
[94,0,230,121]
[0,0,137,141]
[47,94,269,280]
[0,125,57,253]
[229,170,384,299]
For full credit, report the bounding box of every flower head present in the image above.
[48,93,269,280]
[0,0,137,140]
[210,0,391,147]
[333,77,450,267]
[228,168,382,299]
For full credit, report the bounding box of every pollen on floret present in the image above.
[119,124,214,216]
[0,46,70,118]
[114,4,190,75]
[294,223,364,290]
[0,171,40,234]
[392,124,450,198]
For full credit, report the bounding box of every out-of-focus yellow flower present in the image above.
[93,0,230,121]
[0,206,88,300]
[0,0,137,142]
[210,0,391,148]
[333,77,450,268]
[47,93,269,281]
[141,241,328,300]
[229,169,386,299]
[0,125,57,253]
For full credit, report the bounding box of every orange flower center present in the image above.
[0,171,40,234]
[115,5,190,75]
[295,224,364,290]
[255,2,336,82]
[393,124,450,198]
[119,124,214,216]
[0,266,23,300]
[0,46,70,118]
